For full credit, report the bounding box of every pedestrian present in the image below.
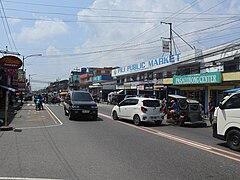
[208,96,215,125]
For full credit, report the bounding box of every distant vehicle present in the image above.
[213,91,240,151]
[63,91,98,120]
[108,92,125,104]
[111,97,163,126]
[124,95,136,99]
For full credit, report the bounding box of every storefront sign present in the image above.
[154,84,166,90]
[137,84,144,90]
[124,84,131,90]
[131,84,137,89]
[144,84,154,90]
[112,53,181,76]
[0,56,22,69]
[173,72,221,85]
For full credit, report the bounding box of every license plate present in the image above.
[82,110,90,113]
[150,116,157,119]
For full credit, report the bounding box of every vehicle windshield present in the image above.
[72,92,93,101]
[143,100,160,107]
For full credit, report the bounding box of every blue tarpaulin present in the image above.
[224,88,240,93]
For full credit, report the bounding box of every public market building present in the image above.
[112,40,240,113]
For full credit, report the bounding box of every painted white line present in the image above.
[45,105,63,125]
[98,112,240,162]
[0,178,62,180]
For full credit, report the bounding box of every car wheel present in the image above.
[226,129,240,151]
[155,120,162,126]
[112,111,119,120]
[177,119,184,126]
[69,112,74,120]
[133,115,141,126]
[92,115,98,121]
[64,107,68,116]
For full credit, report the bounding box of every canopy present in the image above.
[0,85,16,92]
[224,88,240,93]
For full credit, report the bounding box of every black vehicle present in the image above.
[63,91,98,120]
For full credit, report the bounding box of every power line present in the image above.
[0,9,12,50]
[0,0,17,51]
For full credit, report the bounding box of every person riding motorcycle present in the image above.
[169,99,179,114]
[34,94,44,110]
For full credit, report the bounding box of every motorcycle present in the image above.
[35,99,41,111]
[166,111,187,126]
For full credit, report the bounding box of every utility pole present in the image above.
[161,22,172,58]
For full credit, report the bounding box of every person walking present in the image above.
[208,97,215,125]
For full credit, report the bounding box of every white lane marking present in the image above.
[0,178,63,180]
[98,112,240,160]
[45,105,63,125]
[98,113,210,149]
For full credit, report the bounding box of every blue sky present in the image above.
[1,0,240,90]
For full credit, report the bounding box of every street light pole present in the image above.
[28,74,37,93]
[22,54,42,70]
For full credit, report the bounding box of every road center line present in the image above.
[45,105,63,125]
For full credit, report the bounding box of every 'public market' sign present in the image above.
[112,53,181,76]
[173,72,221,85]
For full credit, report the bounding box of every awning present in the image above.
[224,88,240,93]
[0,85,16,92]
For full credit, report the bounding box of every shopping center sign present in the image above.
[173,72,221,85]
[112,53,181,76]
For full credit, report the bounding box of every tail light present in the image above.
[161,107,166,112]
[141,106,148,113]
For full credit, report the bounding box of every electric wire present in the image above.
[0,0,17,51]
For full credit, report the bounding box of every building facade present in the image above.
[112,40,240,113]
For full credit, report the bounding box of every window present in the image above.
[143,100,160,107]
[72,92,93,101]
[224,58,240,72]
[224,94,240,109]
[120,99,131,106]
[129,99,138,105]
[120,99,138,106]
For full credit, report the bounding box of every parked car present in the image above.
[213,91,240,151]
[63,91,98,120]
[111,97,163,126]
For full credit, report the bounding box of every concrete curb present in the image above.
[0,126,14,131]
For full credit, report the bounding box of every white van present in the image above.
[212,91,240,151]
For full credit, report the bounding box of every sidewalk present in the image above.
[0,101,23,127]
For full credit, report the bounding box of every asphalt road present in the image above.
[0,102,239,180]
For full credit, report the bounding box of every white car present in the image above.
[111,97,163,126]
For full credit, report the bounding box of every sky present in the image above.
[1,0,240,90]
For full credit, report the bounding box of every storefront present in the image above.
[173,72,223,112]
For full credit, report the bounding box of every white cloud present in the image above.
[17,18,68,43]
[75,0,240,68]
